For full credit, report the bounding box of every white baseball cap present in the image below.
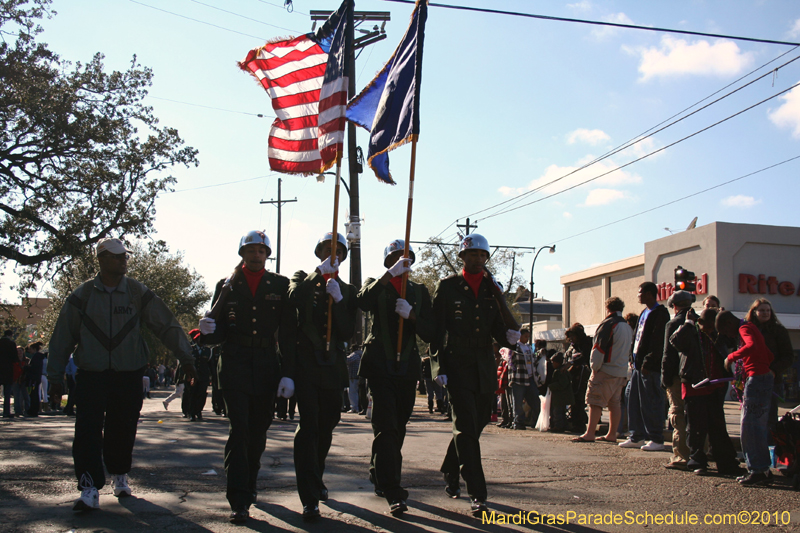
[96,238,132,257]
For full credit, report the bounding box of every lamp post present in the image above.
[529,245,556,344]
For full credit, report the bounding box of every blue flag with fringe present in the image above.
[346,0,427,184]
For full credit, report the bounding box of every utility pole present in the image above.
[260,178,297,273]
[456,218,478,236]
[310,8,390,343]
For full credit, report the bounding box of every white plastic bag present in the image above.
[535,389,552,432]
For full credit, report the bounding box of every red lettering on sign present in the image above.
[778,281,795,296]
[739,274,757,294]
[739,272,800,298]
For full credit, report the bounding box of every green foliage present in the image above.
[38,240,211,364]
[0,0,198,292]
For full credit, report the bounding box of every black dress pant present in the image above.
[684,387,739,472]
[293,382,341,506]
[368,377,416,503]
[223,388,275,509]
[73,368,145,490]
[440,386,494,501]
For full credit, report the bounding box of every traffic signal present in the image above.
[674,266,696,292]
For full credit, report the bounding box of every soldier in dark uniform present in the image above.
[431,234,519,517]
[197,230,296,524]
[187,329,211,421]
[208,346,225,416]
[358,239,434,516]
[288,232,357,522]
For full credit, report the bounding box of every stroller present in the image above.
[771,409,800,490]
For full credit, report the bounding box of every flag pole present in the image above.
[396,138,418,365]
[326,159,343,355]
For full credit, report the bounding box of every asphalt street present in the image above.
[1,389,799,533]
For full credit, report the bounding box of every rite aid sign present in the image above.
[739,273,800,297]
[656,273,709,302]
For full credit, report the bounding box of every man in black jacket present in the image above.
[669,308,744,476]
[619,282,670,451]
[0,330,16,419]
[661,290,694,468]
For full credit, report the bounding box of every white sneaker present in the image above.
[618,438,644,448]
[113,473,132,497]
[641,441,666,451]
[73,486,99,512]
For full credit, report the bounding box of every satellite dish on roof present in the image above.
[686,217,698,231]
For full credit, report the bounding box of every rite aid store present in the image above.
[560,222,800,399]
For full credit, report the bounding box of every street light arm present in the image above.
[528,245,556,344]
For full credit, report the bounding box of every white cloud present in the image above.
[543,264,562,272]
[567,128,611,145]
[567,1,592,12]
[626,36,754,81]
[768,82,800,138]
[563,211,573,219]
[584,188,628,206]
[789,18,800,38]
[721,195,761,208]
[591,12,634,40]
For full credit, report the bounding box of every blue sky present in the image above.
[6,0,800,305]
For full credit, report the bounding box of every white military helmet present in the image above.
[458,233,490,258]
[238,230,272,257]
[383,239,415,268]
[314,232,349,261]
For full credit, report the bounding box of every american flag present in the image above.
[239,0,351,175]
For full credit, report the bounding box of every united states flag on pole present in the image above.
[239,0,351,175]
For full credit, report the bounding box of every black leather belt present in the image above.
[449,336,492,348]
[229,334,272,348]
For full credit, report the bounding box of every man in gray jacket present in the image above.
[48,238,196,513]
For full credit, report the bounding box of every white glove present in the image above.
[395,298,412,319]
[277,377,295,398]
[326,278,343,303]
[387,257,412,278]
[434,374,448,387]
[317,257,340,276]
[506,329,521,345]
[198,315,216,335]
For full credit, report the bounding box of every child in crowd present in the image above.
[548,352,573,432]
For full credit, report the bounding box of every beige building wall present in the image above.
[561,255,645,329]
[609,269,645,316]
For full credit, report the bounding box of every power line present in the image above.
[146,95,274,118]
[550,155,800,245]
[188,0,303,33]
[472,51,800,220]
[431,47,800,242]
[479,79,800,221]
[380,0,800,47]
[168,174,276,193]
[127,0,268,40]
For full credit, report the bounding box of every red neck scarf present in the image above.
[462,269,483,297]
[389,276,404,295]
[242,266,265,296]
[322,272,338,281]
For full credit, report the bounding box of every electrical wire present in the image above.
[479,79,800,221]
[550,155,800,245]
[188,0,302,33]
[127,0,267,40]
[463,49,800,221]
[146,95,274,118]
[167,174,277,193]
[380,0,800,47]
